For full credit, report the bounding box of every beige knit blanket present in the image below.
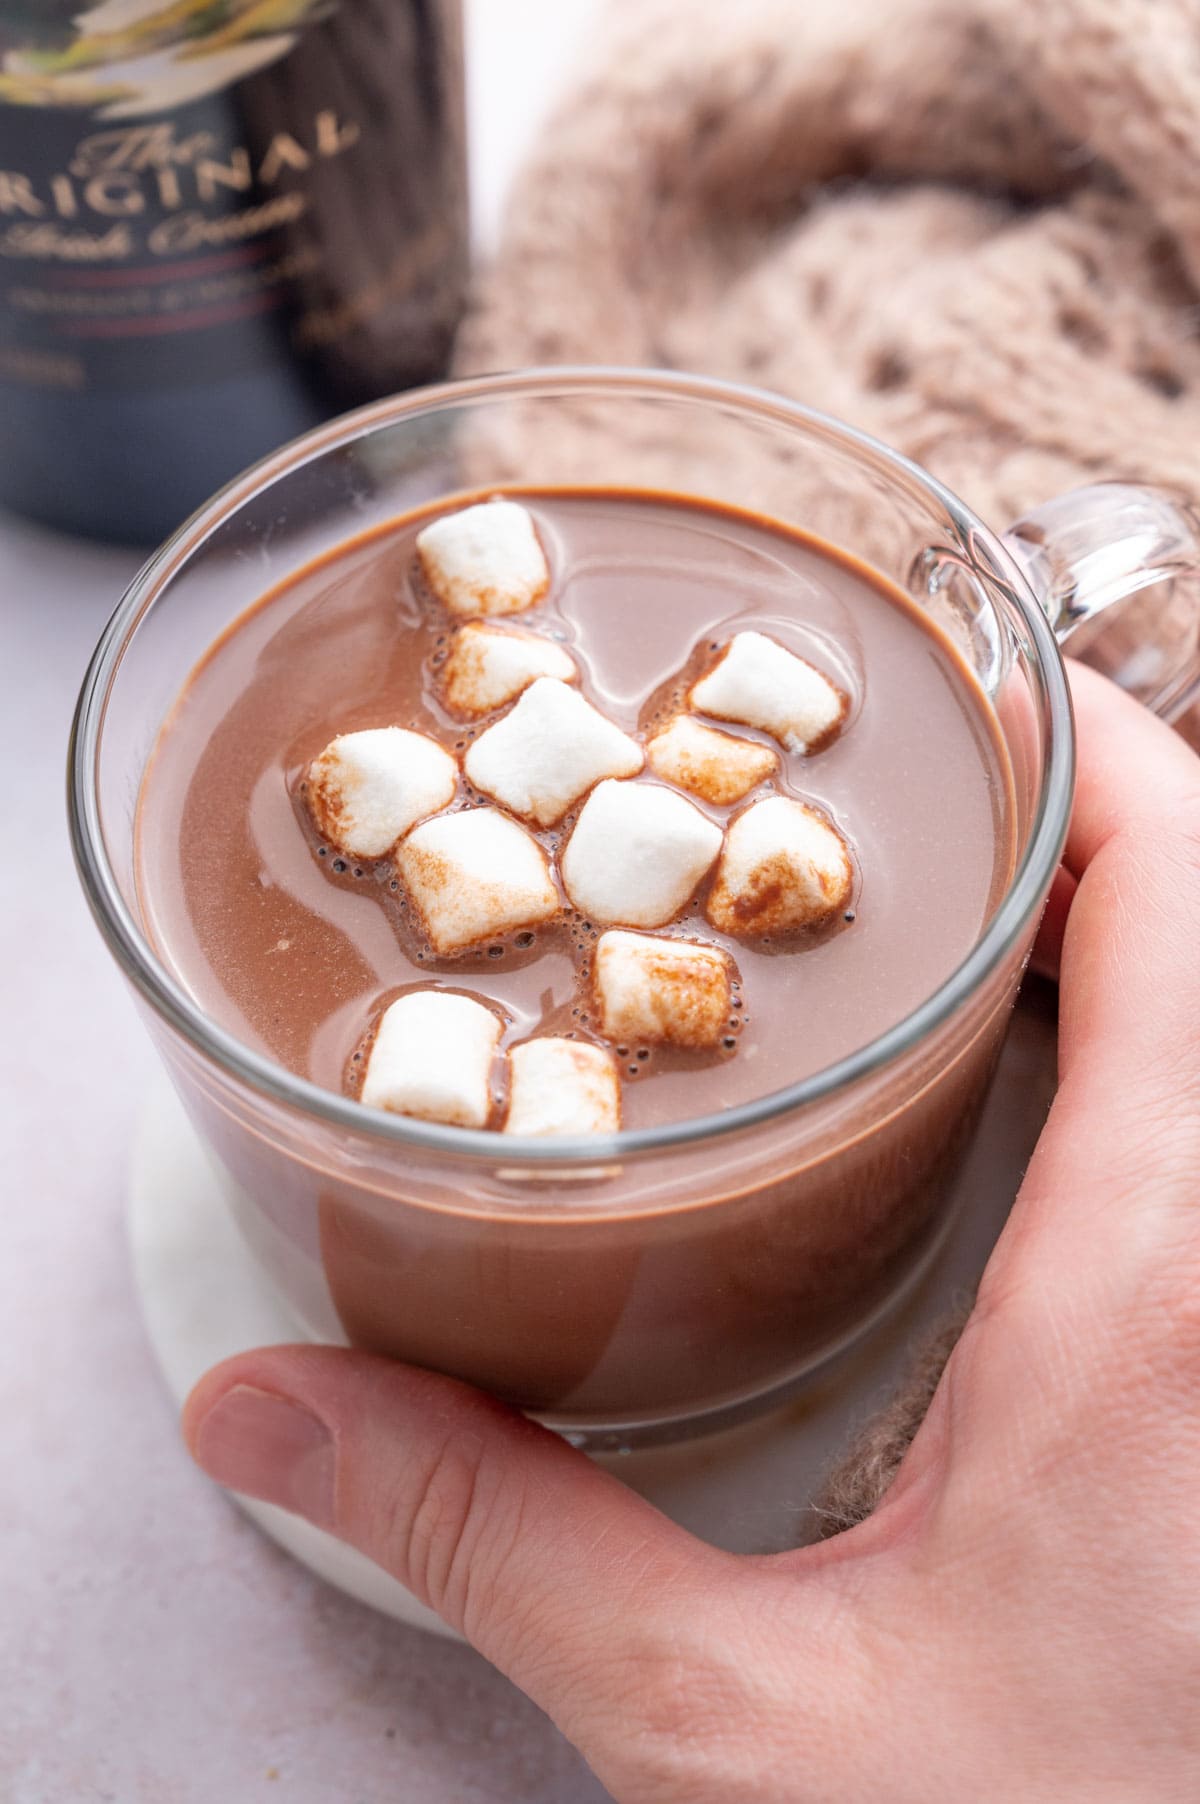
[461,0,1200,1528]
[461,0,1200,532]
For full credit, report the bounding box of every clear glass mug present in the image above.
[69,369,1200,1445]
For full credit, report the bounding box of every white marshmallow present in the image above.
[593,930,734,1050]
[504,1038,621,1137]
[307,727,457,858]
[464,678,643,827]
[646,713,777,805]
[689,632,846,754]
[561,779,722,928]
[397,807,559,955]
[440,621,576,719]
[416,499,550,617]
[706,795,853,937]
[361,990,502,1128]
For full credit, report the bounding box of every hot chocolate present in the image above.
[137,487,1015,1134]
[133,484,1019,1428]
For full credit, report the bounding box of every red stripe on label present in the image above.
[54,287,284,337]
[52,244,269,288]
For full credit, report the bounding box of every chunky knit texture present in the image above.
[810,1300,974,1538]
[460,0,1200,530]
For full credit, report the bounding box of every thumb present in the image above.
[183,1345,733,1728]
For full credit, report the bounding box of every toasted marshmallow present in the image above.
[593,930,734,1049]
[689,632,846,754]
[646,713,778,805]
[504,1038,621,1137]
[561,779,722,928]
[397,807,559,955]
[464,678,643,826]
[706,795,853,936]
[361,990,501,1127]
[416,499,550,617]
[307,727,457,858]
[440,621,576,719]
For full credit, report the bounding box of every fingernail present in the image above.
[191,1385,336,1529]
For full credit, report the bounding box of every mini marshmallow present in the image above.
[561,779,722,927]
[504,1038,621,1137]
[706,795,853,937]
[440,621,576,719]
[593,930,734,1050]
[646,713,778,805]
[464,678,643,826]
[361,990,501,1128]
[416,499,550,617]
[397,807,559,955]
[689,631,846,754]
[307,727,457,858]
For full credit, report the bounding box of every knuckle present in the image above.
[604,1607,781,1803]
[381,1413,548,1656]
[387,1425,497,1627]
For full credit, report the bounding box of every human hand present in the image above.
[183,664,1200,1803]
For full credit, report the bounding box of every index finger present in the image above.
[1063,660,1200,880]
[1057,662,1200,1102]
[1009,662,1200,1263]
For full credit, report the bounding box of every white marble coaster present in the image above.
[128,988,1057,1639]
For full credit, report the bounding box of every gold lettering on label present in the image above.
[315,110,361,156]
[0,345,86,389]
[154,166,184,210]
[0,222,132,261]
[3,109,360,249]
[69,125,215,179]
[195,148,253,202]
[147,190,308,255]
[49,176,78,219]
[0,174,44,218]
[82,174,144,217]
[258,133,311,182]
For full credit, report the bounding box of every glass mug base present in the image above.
[72,371,1200,1449]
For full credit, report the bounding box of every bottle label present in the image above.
[0,2,465,397]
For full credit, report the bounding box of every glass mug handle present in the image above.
[1003,482,1200,728]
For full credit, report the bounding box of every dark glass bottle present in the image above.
[0,0,467,543]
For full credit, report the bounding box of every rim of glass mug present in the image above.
[67,365,1075,1166]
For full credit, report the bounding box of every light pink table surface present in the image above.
[3,8,615,1798]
